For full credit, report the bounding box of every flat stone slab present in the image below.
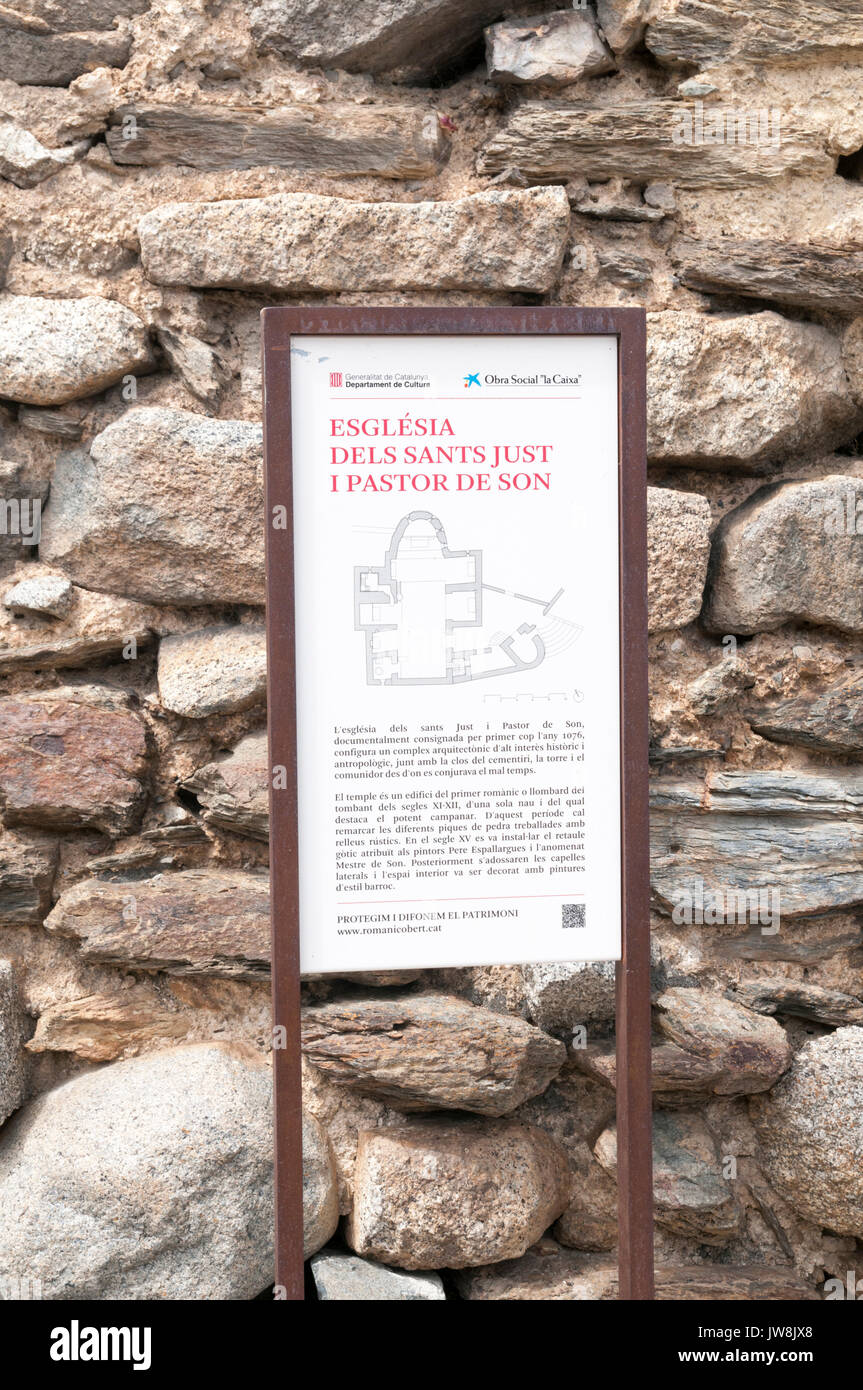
[138,188,570,294]
[108,102,449,178]
[157,625,266,719]
[45,868,271,980]
[647,486,711,630]
[311,1250,446,1300]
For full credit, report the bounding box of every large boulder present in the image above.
[752,1027,863,1238]
[157,626,267,719]
[301,992,565,1115]
[347,1117,571,1269]
[0,1044,273,1299]
[0,294,151,405]
[645,0,863,66]
[654,988,791,1095]
[138,188,570,294]
[39,408,264,606]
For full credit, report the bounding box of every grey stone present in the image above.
[645,0,863,67]
[647,486,711,631]
[138,188,570,294]
[522,961,616,1031]
[730,980,863,1028]
[486,10,614,87]
[0,294,151,406]
[654,987,791,1095]
[705,476,863,634]
[347,1116,571,1269]
[183,731,268,840]
[0,117,86,186]
[596,0,649,54]
[749,671,863,756]
[0,25,132,87]
[45,868,270,981]
[311,1250,446,1301]
[0,827,57,925]
[0,961,28,1126]
[595,1110,741,1243]
[158,626,266,719]
[39,407,265,605]
[753,1028,863,1239]
[250,0,506,81]
[108,102,449,179]
[155,329,228,410]
[303,1114,339,1259]
[0,566,158,672]
[0,1044,273,1298]
[13,0,148,31]
[3,573,73,618]
[647,315,859,470]
[674,238,863,315]
[479,102,830,189]
[651,770,863,919]
[301,992,565,1115]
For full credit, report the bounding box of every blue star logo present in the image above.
[464,373,480,388]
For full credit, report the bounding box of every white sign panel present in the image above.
[290,334,621,972]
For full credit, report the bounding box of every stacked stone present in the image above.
[0,0,861,1301]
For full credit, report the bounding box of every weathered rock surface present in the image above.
[645,0,863,67]
[0,457,50,561]
[183,732,268,840]
[0,687,148,836]
[730,980,863,1028]
[595,1110,741,1243]
[302,1057,402,1214]
[155,329,228,410]
[45,869,270,980]
[0,827,57,925]
[479,102,830,188]
[3,572,73,618]
[458,1248,819,1300]
[486,10,614,86]
[753,1028,863,1238]
[0,294,151,406]
[108,102,448,178]
[749,672,863,755]
[138,188,570,294]
[717,919,863,964]
[0,24,132,87]
[157,626,267,719]
[674,238,863,314]
[705,476,863,634]
[250,0,505,80]
[647,486,711,631]
[301,992,565,1115]
[521,960,617,1031]
[303,1113,339,1259]
[651,770,863,919]
[572,1038,725,1099]
[26,987,192,1062]
[654,988,791,1095]
[0,961,28,1125]
[0,117,86,186]
[311,1250,446,1301]
[0,1044,273,1298]
[347,1118,571,1269]
[647,315,859,469]
[552,1138,618,1250]
[597,0,649,54]
[0,567,158,672]
[40,408,265,605]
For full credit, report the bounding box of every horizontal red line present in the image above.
[338,892,586,904]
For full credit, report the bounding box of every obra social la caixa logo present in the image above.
[463,373,481,388]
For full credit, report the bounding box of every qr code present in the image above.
[561,903,585,930]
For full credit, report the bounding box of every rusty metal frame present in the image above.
[262,306,653,1302]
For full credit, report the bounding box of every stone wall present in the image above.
[0,0,861,1301]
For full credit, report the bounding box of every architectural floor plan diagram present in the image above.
[354,510,582,686]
